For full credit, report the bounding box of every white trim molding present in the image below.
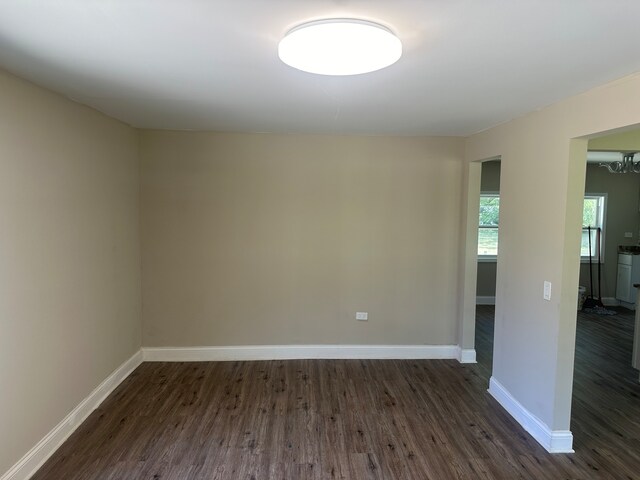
[488,376,574,453]
[478,295,617,308]
[1,351,143,480]
[457,347,477,363]
[602,297,620,307]
[476,296,496,305]
[142,344,460,362]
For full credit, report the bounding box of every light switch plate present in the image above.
[356,312,368,321]
[625,232,633,238]
[543,281,552,301]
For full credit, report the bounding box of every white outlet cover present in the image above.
[543,281,552,301]
[356,312,368,321]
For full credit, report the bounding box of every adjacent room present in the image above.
[1,1,640,479]
[472,130,640,478]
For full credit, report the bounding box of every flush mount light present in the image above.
[278,19,402,76]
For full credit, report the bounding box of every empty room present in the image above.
[1,1,640,479]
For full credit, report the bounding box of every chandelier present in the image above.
[599,152,640,173]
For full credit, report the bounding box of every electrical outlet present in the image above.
[543,281,552,301]
[625,232,633,238]
[356,312,368,321]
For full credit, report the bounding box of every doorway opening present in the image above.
[458,156,501,368]
[568,129,640,460]
[475,160,501,374]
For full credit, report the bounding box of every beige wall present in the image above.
[463,72,640,435]
[140,131,464,347]
[589,129,640,151]
[0,71,141,473]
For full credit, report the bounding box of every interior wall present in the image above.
[0,70,142,474]
[589,129,640,151]
[476,160,501,297]
[140,131,464,347]
[475,159,640,300]
[578,163,640,299]
[463,72,640,436]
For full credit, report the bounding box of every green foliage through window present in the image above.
[581,195,605,258]
[478,195,499,256]
[477,194,606,259]
[479,196,500,226]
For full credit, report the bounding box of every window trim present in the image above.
[581,193,607,263]
[476,192,607,264]
[478,191,500,261]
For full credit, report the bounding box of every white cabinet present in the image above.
[617,263,633,302]
[616,254,640,309]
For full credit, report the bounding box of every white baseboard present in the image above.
[602,297,620,307]
[142,344,460,362]
[1,350,143,480]
[488,376,574,453]
[479,296,618,308]
[476,296,496,305]
[457,347,477,363]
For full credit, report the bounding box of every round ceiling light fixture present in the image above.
[278,19,402,76]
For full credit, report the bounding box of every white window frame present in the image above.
[477,193,606,263]
[581,193,607,263]
[478,192,499,262]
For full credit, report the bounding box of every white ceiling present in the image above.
[1,0,639,136]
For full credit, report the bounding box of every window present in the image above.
[477,193,606,261]
[581,194,606,259]
[478,194,499,258]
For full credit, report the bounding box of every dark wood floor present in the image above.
[31,306,640,479]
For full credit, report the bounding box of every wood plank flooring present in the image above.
[31,306,640,479]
